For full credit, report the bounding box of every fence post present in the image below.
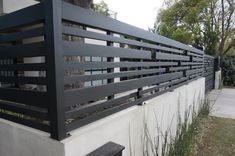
[137,39,143,104]
[107,31,115,100]
[44,0,67,140]
[214,57,220,72]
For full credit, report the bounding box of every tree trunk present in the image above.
[218,38,226,57]
[219,0,225,56]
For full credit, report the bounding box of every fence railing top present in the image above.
[204,54,215,59]
[62,1,204,55]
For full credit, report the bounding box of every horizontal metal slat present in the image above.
[0,112,50,132]
[64,61,178,70]
[0,88,48,108]
[204,54,214,59]
[0,42,47,58]
[65,87,172,131]
[66,75,195,131]
[0,63,46,71]
[65,72,183,106]
[65,68,166,83]
[191,65,203,69]
[205,67,214,71]
[156,52,190,61]
[62,26,184,54]
[181,62,203,66]
[0,3,45,31]
[62,1,203,55]
[65,92,137,119]
[139,77,188,95]
[186,69,203,76]
[187,52,203,57]
[0,27,45,43]
[0,76,47,85]
[0,101,48,120]
[169,66,190,71]
[192,57,203,62]
[65,99,138,132]
[63,41,151,59]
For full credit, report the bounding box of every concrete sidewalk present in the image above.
[209,88,235,119]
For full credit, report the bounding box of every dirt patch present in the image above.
[190,116,235,156]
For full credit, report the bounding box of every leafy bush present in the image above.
[221,57,235,87]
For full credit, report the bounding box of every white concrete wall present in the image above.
[0,119,64,156]
[214,69,222,90]
[0,78,205,156]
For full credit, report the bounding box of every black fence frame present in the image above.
[0,0,217,140]
[204,54,215,93]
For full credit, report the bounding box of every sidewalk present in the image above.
[208,88,235,119]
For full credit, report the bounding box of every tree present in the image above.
[217,0,235,56]
[91,0,110,16]
[64,0,93,8]
[153,0,235,56]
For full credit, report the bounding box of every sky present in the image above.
[93,0,165,30]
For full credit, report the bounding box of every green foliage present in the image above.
[91,0,110,16]
[155,0,208,47]
[153,0,235,56]
[221,56,235,87]
[171,27,192,45]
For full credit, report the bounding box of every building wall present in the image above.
[0,78,205,156]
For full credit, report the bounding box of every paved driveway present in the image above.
[209,88,235,119]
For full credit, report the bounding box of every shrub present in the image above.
[221,57,235,87]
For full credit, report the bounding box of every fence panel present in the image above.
[204,54,215,93]
[0,2,51,132]
[61,2,205,132]
[0,1,216,140]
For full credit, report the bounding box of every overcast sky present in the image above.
[93,0,164,30]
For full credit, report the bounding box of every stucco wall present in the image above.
[214,70,222,90]
[0,119,65,156]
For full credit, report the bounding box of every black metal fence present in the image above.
[204,54,215,93]
[0,0,215,140]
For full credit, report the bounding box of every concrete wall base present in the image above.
[0,78,205,156]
